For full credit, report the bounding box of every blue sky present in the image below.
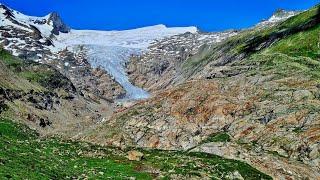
[1,0,319,32]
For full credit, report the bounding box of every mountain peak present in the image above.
[0,4,14,18]
[256,9,300,28]
[47,12,70,35]
[272,9,299,19]
[0,4,70,36]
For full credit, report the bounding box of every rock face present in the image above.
[0,52,114,137]
[86,76,320,179]
[256,9,301,28]
[54,49,126,101]
[127,31,238,92]
[47,12,70,35]
[127,150,144,161]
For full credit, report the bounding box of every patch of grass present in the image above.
[267,25,320,59]
[245,53,320,79]
[0,49,51,85]
[239,6,320,81]
[19,70,54,83]
[266,151,288,158]
[203,132,231,143]
[141,149,271,180]
[293,127,304,133]
[0,49,74,91]
[0,117,271,179]
[243,22,320,80]
[0,117,151,179]
[182,44,214,73]
[0,49,24,69]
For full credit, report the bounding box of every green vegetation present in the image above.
[0,117,152,179]
[244,24,320,80]
[181,43,214,73]
[227,5,320,83]
[293,127,304,133]
[0,117,271,179]
[0,49,52,86]
[182,5,320,77]
[0,49,73,91]
[18,70,54,83]
[237,5,319,54]
[269,25,320,59]
[202,132,231,143]
[0,49,24,69]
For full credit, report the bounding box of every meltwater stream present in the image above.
[85,45,150,100]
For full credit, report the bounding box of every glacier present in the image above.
[82,45,149,99]
[54,25,198,99]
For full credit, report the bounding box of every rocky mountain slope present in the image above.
[0,48,114,137]
[81,5,320,179]
[0,17,270,179]
[127,30,238,91]
[126,9,301,93]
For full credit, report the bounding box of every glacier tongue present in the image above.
[54,25,198,99]
[84,45,150,99]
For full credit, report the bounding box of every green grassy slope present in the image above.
[0,117,271,179]
[242,6,320,81]
[182,5,320,78]
[0,49,75,92]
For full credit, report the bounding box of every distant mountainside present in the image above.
[0,4,200,99]
[256,9,301,27]
[0,4,298,99]
[1,2,319,179]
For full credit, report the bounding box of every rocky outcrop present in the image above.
[0,50,114,137]
[86,74,320,179]
[127,150,144,161]
[127,31,238,92]
[54,49,126,101]
[256,9,301,28]
[47,12,70,35]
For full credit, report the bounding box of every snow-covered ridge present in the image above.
[268,10,297,23]
[0,4,69,38]
[54,24,198,50]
